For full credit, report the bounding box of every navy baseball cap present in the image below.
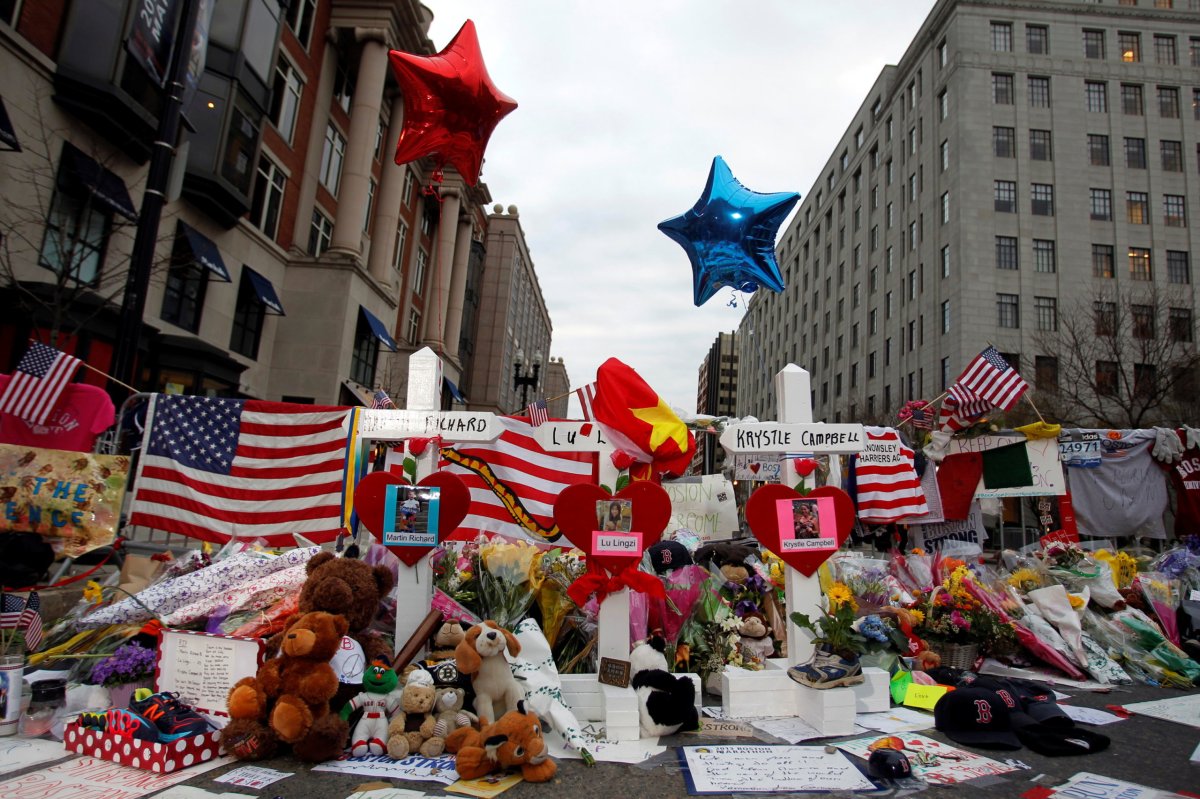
[934,687,1022,750]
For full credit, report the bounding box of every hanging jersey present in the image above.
[1161,434,1200,537]
[854,427,929,524]
[1066,429,1167,539]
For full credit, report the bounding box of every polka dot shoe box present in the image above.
[64,723,221,772]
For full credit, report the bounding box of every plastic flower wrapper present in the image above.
[1014,607,1088,678]
[1112,607,1200,686]
[1151,545,1200,591]
[431,540,480,608]
[832,555,893,608]
[478,535,540,629]
[647,563,715,666]
[1026,584,1089,665]
[1137,572,1181,645]
[227,593,300,638]
[931,552,968,586]
[531,547,585,648]
[891,548,934,594]
[1094,549,1139,590]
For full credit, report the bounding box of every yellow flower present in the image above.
[910,548,926,556]
[1007,568,1041,591]
[1067,594,1085,609]
[908,608,925,624]
[83,580,103,605]
[827,582,857,612]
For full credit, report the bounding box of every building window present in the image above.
[1170,308,1194,342]
[402,169,415,206]
[886,291,894,318]
[1036,356,1059,391]
[1031,183,1054,216]
[1134,364,1157,398]
[1129,247,1152,280]
[941,300,951,333]
[392,221,409,271]
[940,192,950,224]
[1127,191,1149,224]
[991,21,1013,51]
[308,208,333,255]
[364,178,376,233]
[1161,140,1183,172]
[1195,89,1200,121]
[940,357,950,390]
[1154,34,1177,64]
[413,248,428,295]
[868,352,877,378]
[350,314,380,387]
[1085,81,1108,112]
[1125,137,1146,168]
[285,0,317,49]
[1158,86,1180,118]
[1119,31,1141,62]
[1093,244,1115,278]
[1087,134,1109,166]
[1096,361,1119,396]
[1029,129,1052,161]
[1095,302,1117,336]
[938,39,947,67]
[992,73,1015,104]
[230,271,267,359]
[940,139,949,171]
[270,58,303,144]
[1090,189,1112,220]
[319,124,346,195]
[997,293,1020,328]
[39,186,113,287]
[1083,29,1105,59]
[1164,194,1187,227]
[406,309,421,345]
[870,308,878,334]
[1132,304,1156,339]
[1035,296,1058,331]
[994,180,1016,212]
[938,90,948,120]
[1027,24,1049,54]
[993,126,1015,158]
[1029,76,1051,107]
[1191,35,1200,67]
[996,236,1019,270]
[1168,251,1191,284]
[941,245,951,278]
[908,220,917,251]
[1121,83,1144,115]
[250,155,285,240]
[1033,239,1056,273]
[161,263,208,333]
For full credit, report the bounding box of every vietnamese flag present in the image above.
[592,358,696,478]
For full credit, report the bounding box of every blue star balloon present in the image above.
[658,156,800,307]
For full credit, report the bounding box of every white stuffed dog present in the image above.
[454,620,523,725]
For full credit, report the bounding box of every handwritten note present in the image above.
[0,755,230,799]
[1059,705,1125,726]
[903,683,949,709]
[838,734,1016,786]
[157,630,264,715]
[1121,694,1200,729]
[680,745,874,794]
[214,766,293,789]
[1048,772,1179,799]
[0,738,70,776]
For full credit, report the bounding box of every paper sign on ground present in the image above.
[980,659,1113,692]
[0,755,231,799]
[0,738,70,776]
[701,706,729,719]
[856,707,936,734]
[545,733,664,764]
[680,745,875,794]
[445,774,523,798]
[903,682,949,709]
[838,733,1016,786]
[213,765,293,789]
[750,716,866,744]
[344,788,428,799]
[1120,694,1200,729]
[311,754,458,785]
[151,788,255,799]
[1048,771,1189,799]
[1059,704,1125,726]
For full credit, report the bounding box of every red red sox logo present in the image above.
[974,699,993,724]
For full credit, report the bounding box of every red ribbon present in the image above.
[567,565,666,607]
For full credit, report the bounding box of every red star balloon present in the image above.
[388,20,517,185]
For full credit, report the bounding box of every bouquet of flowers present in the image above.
[789,582,869,659]
[916,566,1017,658]
[477,536,540,630]
[88,641,157,687]
[530,547,586,647]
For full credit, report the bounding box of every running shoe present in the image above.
[130,690,212,740]
[787,647,865,689]
[104,707,160,741]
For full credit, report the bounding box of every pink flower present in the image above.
[950,610,971,630]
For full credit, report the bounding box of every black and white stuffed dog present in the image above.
[629,636,700,738]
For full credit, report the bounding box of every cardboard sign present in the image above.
[909,503,988,550]
[903,683,950,710]
[662,475,739,541]
[0,444,128,557]
[775,496,838,552]
[155,629,265,716]
[597,657,632,688]
[732,454,782,482]
[382,484,440,547]
[592,531,643,559]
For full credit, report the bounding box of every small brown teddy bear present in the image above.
[431,685,477,739]
[445,701,556,783]
[694,542,760,584]
[428,620,467,662]
[223,611,348,763]
[386,669,443,759]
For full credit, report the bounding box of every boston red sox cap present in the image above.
[934,687,1022,750]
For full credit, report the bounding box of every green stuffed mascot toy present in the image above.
[340,660,402,756]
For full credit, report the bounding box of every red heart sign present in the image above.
[553,481,671,574]
[352,471,470,566]
[745,484,855,576]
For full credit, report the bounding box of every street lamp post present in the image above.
[512,348,542,411]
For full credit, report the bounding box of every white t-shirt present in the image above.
[1066,430,1168,539]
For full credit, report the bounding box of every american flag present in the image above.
[938,393,987,434]
[371,388,395,409]
[18,591,41,651]
[910,406,933,430]
[0,593,24,628]
[0,341,82,425]
[947,382,992,419]
[129,396,355,546]
[427,416,597,545]
[954,346,1030,410]
[574,383,596,421]
[526,398,549,427]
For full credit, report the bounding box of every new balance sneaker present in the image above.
[103,707,161,741]
[130,690,212,740]
[787,648,865,689]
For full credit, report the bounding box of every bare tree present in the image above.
[1031,286,1200,428]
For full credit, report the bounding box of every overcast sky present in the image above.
[427,2,933,415]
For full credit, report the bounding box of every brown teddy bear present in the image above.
[386,669,443,759]
[445,701,556,782]
[428,620,467,662]
[694,541,760,584]
[223,611,348,762]
[431,685,477,739]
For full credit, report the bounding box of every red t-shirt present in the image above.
[1162,433,1200,537]
[0,374,115,452]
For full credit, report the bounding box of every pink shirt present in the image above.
[0,374,115,452]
